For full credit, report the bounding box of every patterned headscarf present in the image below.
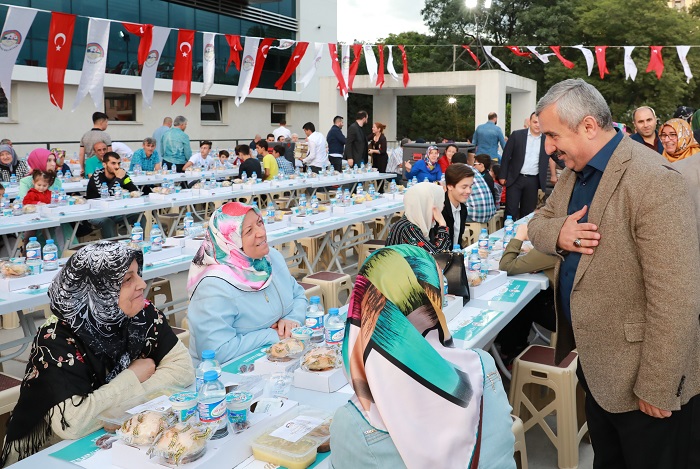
[661,118,700,163]
[343,245,484,469]
[187,202,273,295]
[424,145,439,170]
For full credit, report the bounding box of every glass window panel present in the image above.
[140,0,169,27]
[201,99,222,122]
[107,0,140,23]
[0,88,8,118]
[104,93,136,121]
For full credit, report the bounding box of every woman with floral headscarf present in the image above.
[17,148,63,198]
[187,202,307,364]
[0,144,29,182]
[330,245,515,469]
[0,242,193,466]
[404,145,443,183]
[660,118,700,163]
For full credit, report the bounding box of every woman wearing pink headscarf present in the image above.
[18,148,63,198]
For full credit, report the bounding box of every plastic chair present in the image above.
[512,415,529,469]
[357,239,386,267]
[302,272,353,309]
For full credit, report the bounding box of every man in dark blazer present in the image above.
[343,110,368,168]
[499,112,550,219]
[432,163,474,247]
[529,79,700,468]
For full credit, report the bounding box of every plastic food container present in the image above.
[169,392,198,423]
[97,386,184,428]
[251,405,332,469]
[226,391,253,424]
[291,327,314,347]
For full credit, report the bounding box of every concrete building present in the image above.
[668,0,697,9]
[0,0,336,157]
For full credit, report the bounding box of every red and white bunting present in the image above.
[72,18,110,111]
[0,6,37,101]
[235,36,259,106]
[141,26,170,108]
[172,29,194,105]
[595,46,609,80]
[624,46,637,81]
[201,32,216,97]
[646,46,664,80]
[572,45,594,76]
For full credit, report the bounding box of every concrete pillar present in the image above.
[510,90,537,135]
[372,92,397,140]
[318,76,347,135]
[474,70,507,136]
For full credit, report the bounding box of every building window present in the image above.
[0,88,7,118]
[271,103,287,124]
[201,99,223,122]
[104,93,136,121]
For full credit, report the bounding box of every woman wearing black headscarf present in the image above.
[0,242,194,465]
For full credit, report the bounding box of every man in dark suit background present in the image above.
[499,112,550,219]
[343,110,368,168]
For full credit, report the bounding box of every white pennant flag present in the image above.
[201,32,216,96]
[484,46,511,72]
[386,45,399,81]
[572,45,594,76]
[141,26,170,108]
[73,18,110,111]
[296,42,323,92]
[235,36,260,106]
[363,44,378,82]
[526,46,551,63]
[623,46,637,81]
[341,44,350,99]
[271,39,295,50]
[677,46,693,84]
[0,7,36,101]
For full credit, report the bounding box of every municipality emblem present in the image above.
[0,30,21,51]
[85,43,104,64]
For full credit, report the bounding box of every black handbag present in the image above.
[433,251,470,306]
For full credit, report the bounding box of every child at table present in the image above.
[22,170,54,205]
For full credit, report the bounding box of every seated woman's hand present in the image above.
[128,358,156,383]
[515,223,529,241]
[271,319,300,339]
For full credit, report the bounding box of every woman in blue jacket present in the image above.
[404,145,442,182]
[330,244,515,469]
[186,202,307,363]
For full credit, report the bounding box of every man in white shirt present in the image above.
[111,142,133,160]
[499,113,550,219]
[302,122,328,173]
[272,119,292,141]
[183,140,215,171]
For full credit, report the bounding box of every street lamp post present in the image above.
[119,31,131,71]
[465,0,493,69]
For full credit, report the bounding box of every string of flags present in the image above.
[0,4,695,113]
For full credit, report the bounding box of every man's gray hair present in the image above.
[173,115,187,127]
[143,137,156,145]
[536,79,613,132]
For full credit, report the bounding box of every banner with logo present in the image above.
[122,22,153,66]
[201,32,216,96]
[296,42,323,92]
[0,7,36,101]
[46,12,76,109]
[235,36,259,106]
[249,37,274,94]
[172,29,194,105]
[72,18,110,111]
[141,25,170,108]
[274,41,308,90]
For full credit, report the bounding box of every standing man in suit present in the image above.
[327,115,346,171]
[344,111,368,168]
[529,79,700,468]
[499,112,549,220]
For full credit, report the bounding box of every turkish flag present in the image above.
[348,44,363,90]
[505,46,532,58]
[398,45,409,87]
[462,45,481,69]
[249,38,274,93]
[328,43,348,96]
[646,46,664,80]
[46,12,76,109]
[225,34,242,72]
[122,22,153,66]
[549,46,575,69]
[376,44,385,88]
[595,46,609,79]
[274,41,309,90]
[172,29,194,105]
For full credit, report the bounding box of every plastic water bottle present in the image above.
[58,189,67,206]
[310,195,319,214]
[478,228,489,258]
[183,212,194,236]
[150,224,163,251]
[480,252,489,281]
[368,183,376,200]
[266,202,275,224]
[241,172,248,183]
[134,164,142,176]
[305,296,324,344]
[356,183,364,196]
[390,181,397,194]
[42,239,58,271]
[299,193,307,212]
[468,248,481,277]
[12,201,22,216]
[412,176,418,185]
[51,191,59,206]
[131,222,143,243]
[440,174,446,187]
[65,169,72,179]
[503,215,514,246]
[423,177,430,183]
[113,185,123,200]
[26,237,42,274]
[195,349,221,392]
[251,171,257,182]
[170,165,176,175]
[198,370,228,439]
[251,200,258,210]
[335,187,343,201]
[0,195,9,216]
[100,182,109,199]
[9,175,17,188]
[360,162,365,173]
[325,307,345,348]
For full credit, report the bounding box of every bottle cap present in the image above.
[134,222,141,227]
[186,212,191,216]
[328,308,339,315]
[453,244,461,250]
[29,237,37,241]
[202,349,215,360]
[46,239,54,244]
[153,224,159,228]
[310,296,321,304]
[472,247,478,253]
[203,370,218,382]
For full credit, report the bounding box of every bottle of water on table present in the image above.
[131,222,143,244]
[198,370,228,439]
[503,215,514,247]
[183,212,194,236]
[195,349,221,391]
[305,296,324,344]
[468,247,481,277]
[26,237,42,274]
[150,224,163,251]
[43,239,58,271]
[100,182,109,199]
[325,308,345,348]
[266,202,276,224]
[478,228,489,258]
